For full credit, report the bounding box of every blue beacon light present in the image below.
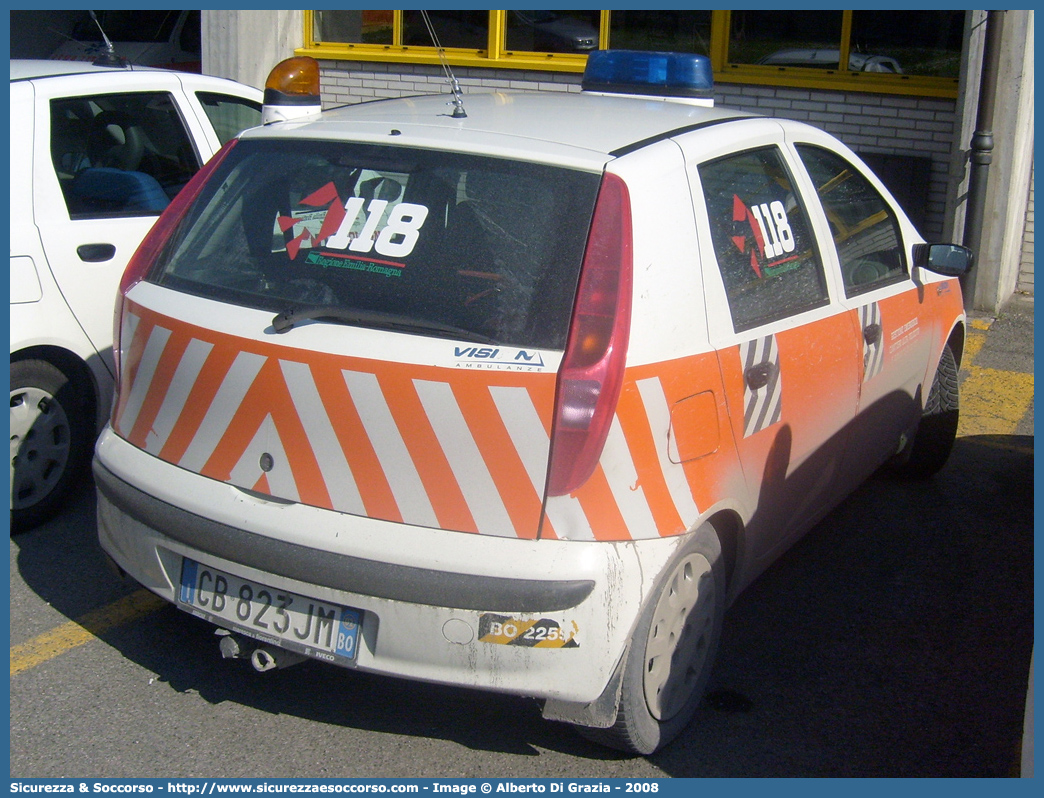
[582,50,714,99]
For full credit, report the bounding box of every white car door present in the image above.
[31,71,222,377]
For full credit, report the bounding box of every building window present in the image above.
[726,10,845,69]
[312,10,392,46]
[301,10,963,96]
[720,9,965,82]
[403,10,489,50]
[607,10,712,55]
[505,10,601,54]
[849,11,964,78]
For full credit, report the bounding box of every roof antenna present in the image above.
[88,10,128,68]
[421,11,467,118]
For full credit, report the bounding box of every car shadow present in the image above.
[652,431,1033,776]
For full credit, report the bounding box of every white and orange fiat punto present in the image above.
[93,52,972,754]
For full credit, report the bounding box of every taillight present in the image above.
[112,138,238,386]
[546,172,633,496]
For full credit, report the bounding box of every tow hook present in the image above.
[215,629,308,671]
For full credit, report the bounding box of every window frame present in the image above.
[299,10,961,98]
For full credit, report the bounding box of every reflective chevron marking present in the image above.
[113,302,723,542]
[860,301,884,383]
[144,337,214,455]
[741,334,782,438]
[117,321,170,438]
[414,379,514,537]
[602,416,660,540]
[179,351,265,472]
[636,377,700,526]
[281,360,365,515]
[229,414,299,500]
[341,369,439,528]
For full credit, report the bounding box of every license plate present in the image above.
[178,559,361,665]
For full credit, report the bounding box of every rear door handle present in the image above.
[863,323,882,346]
[77,243,116,263]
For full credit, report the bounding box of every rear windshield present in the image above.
[148,139,601,349]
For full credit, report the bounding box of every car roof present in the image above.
[246,90,754,163]
[8,58,174,82]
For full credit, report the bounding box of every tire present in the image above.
[889,343,959,480]
[575,524,725,755]
[9,359,94,532]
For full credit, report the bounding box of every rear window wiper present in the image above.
[271,306,497,343]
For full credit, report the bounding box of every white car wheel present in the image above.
[10,359,92,531]
[575,523,725,755]
[643,550,718,721]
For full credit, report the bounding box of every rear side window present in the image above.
[50,92,200,219]
[795,144,907,296]
[698,146,828,331]
[149,139,601,349]
[196,92,261,145]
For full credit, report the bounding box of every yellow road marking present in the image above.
[959,317,1033,439]
[958,365,1035,437]
[10,588,166,676]
[963,328,988,363]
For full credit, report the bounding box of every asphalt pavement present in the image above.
[963,292,1034,778]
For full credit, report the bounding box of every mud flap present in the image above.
[541,651,626,729]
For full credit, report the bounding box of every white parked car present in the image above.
[9,59,261,530]
[94,52,970,754]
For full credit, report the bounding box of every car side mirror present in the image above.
[913,243,974,277]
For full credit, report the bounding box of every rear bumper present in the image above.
[93,426,682,703]
[94,459,594,614]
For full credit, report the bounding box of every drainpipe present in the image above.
[961,10,1005,309]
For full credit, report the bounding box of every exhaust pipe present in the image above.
[217,629,246,659]
[215,629,307,671]
[249,646,308,672]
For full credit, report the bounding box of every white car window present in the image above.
[49,91,201,218]
[195,92,262,146]
[795,144,908,296]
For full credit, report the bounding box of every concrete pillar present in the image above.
[947,11,1035,314]
[201,10,304,91]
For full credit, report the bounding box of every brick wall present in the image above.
[318,60,583,105]
[319,60,956,238]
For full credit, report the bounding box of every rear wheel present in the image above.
[10,359,93,532]
[890,343,959,480]
[576,524,725,755]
